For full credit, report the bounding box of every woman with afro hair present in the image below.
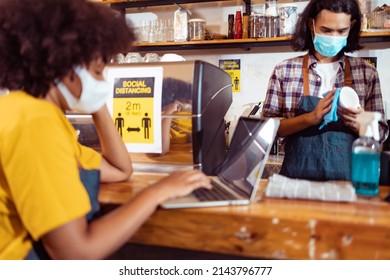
[0,0,210,259]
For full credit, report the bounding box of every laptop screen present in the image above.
[219,117,279,198]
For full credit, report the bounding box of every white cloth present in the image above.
[265,174,357,202]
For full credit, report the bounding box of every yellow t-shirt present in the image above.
[0,91,102,259]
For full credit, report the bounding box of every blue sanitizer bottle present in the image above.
[351,112,381,196]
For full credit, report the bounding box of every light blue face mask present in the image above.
[312,23,348,57]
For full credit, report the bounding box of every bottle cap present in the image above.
[356,111,382,141]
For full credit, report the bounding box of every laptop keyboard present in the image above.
[193,180,238,201]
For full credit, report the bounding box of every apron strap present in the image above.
[302,53,352,95]
[303,54,310,96]
[344,57,352,87]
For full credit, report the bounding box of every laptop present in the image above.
[161,116,280,209]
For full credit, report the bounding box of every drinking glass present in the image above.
[143,53,160,62]
[125,52,143,63]
[139,20,150,42]
[148,20,158,43]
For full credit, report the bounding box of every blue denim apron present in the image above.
[279,54,356,181]
[25,169,100,259]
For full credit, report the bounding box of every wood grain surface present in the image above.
[99,173,390,260]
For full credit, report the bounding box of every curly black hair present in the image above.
[0,0,135,97]
[291,0,363,53]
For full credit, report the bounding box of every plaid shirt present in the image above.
[263,53,389,141]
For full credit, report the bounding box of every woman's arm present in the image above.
[91,105,133,182]
[41,170,211,259]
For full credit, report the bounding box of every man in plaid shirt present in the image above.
[263,0,388,181]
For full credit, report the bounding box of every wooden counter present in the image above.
[129,137,283,177]
[99,173,390,260]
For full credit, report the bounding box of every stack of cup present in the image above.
[137,19,175,43]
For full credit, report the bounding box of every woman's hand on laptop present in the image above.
[151,170,212,203]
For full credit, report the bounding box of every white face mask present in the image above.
[57,66,110,114]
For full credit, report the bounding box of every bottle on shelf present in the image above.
[234,10,243,39]
[174,7,189,42]
[242,13,249,39]
[358,0,368,31]
[227,14,234,39]
[351,111,382,196]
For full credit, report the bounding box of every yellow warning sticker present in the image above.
[113,77,155,144]
[219,59,241,93]
[105,66,163,153]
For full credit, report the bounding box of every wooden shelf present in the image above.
[98,1,390,51]
[361,30,390,37]
[132,32,390,52]
[102,0,249,4]
[103,0,251,14]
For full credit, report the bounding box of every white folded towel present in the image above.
[265,174,357,202]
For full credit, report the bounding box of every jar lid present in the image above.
[189,18,205,23]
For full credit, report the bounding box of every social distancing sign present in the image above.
[113,77,155,144]
[105,66,163,153]
[219,59,241,93]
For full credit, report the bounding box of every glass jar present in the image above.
[188,18,206,41]
[278,5,298,35]
[250,13,265,38]
[265,15,280,37]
